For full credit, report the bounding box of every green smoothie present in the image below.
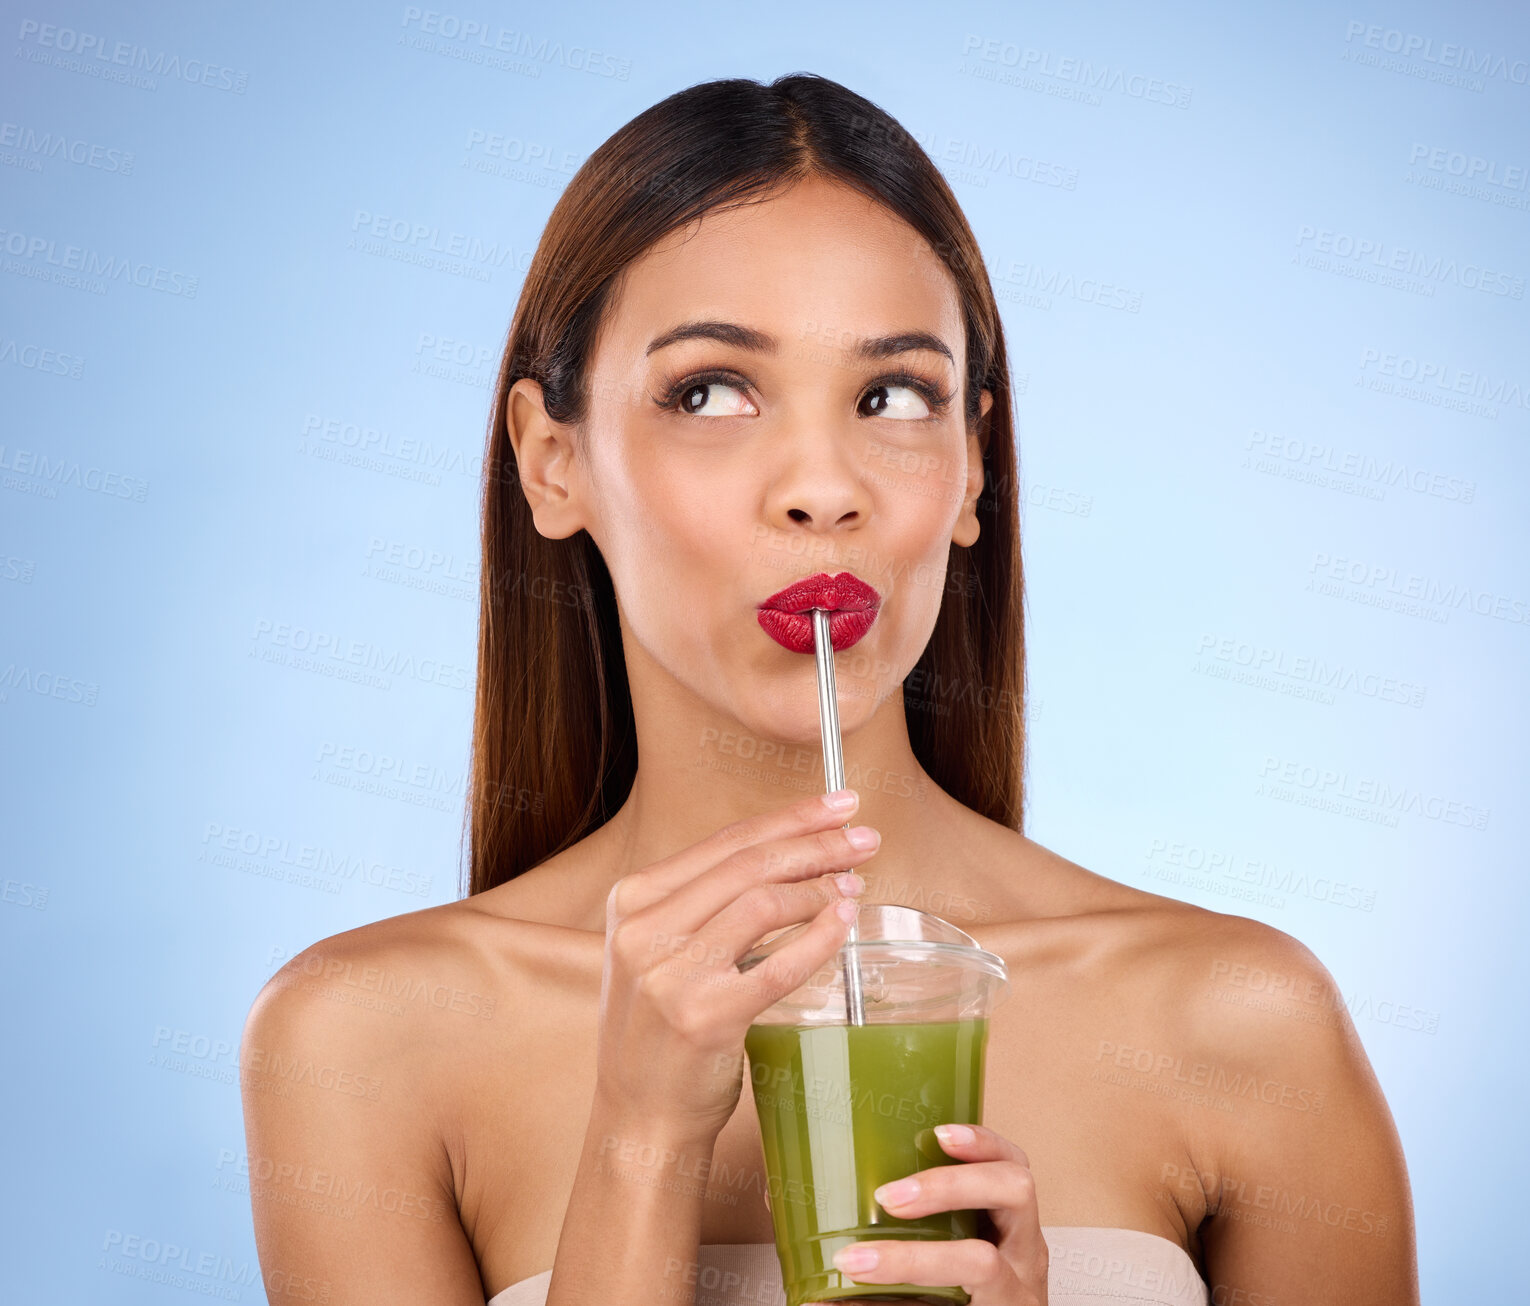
[745,1018,989,1306]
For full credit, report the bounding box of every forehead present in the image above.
[599,176,965,365]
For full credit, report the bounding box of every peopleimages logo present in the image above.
[1146,837,1379,913]
[399,8,631,80]
[251,618,472,691]
[1244,429,1476,505]
[0,339,84,378]
[1343,20,1529,86]
[347,210,536,283]
[0,443,149,500]
[0,121,134,173]
[1308,550,1530,626]
[0,227,199,297]
[1408,143,1527,192]
[1296,226,1524,298]
[199,822,434,898]
[1194,633,1426,708]
[1357,348,1529,411]
[1258,756,1491,831]
[16,20,250,92]
[960,34,1193,107]
[313,741,468,802]
[99,1229,273,1296]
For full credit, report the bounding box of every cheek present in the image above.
[588,446,754,631]
[614,449,750,561]
[887,476,964,576]
[860,480,964,661]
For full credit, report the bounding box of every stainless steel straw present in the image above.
[811,608,867,1025]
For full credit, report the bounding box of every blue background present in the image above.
[2,0,1526,1300]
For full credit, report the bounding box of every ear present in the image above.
[505,378,587,540]
[950,388,993,549]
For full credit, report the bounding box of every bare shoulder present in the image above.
[1026,848,1383,1098]
[993,827,1349,1028]
[240,890,596,1121]
[237,899,518,1300]
[246,898,509,1045]
[1118,898,1376,1099]
[1056,883,1419,1303]
[239,901,509,1178]
[991,826,1405,1157]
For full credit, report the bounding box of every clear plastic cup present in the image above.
[736,904,1011,1306]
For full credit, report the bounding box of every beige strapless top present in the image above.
[485,1227,1209,1305]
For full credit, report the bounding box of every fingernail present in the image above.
[873,1177,920,1208]
[935,1123,974,1145]
[824,789,857,811]
[833,1245,879,1273]
[845,825,879,850]
[836,898,859,923]
[835,872,865,897]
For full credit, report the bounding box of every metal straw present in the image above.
[811,608,866,1026]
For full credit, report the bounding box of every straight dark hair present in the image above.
[463,73,1027,897]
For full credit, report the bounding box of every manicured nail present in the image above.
[834,872,865,897]
[845,825,879,850]
[935,1123,974,1145]
[833,1245,879,1273]
[824,789,857,810]
[873,1177,920,1208]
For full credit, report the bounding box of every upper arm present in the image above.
[1189,922,1420,1306]
[240,953,488,1306]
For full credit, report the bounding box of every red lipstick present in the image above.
[757,572,881,653]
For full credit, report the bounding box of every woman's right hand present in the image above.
[591,786,878,1145]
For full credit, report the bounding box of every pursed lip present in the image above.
[758,571,882,613]
[756,572,882,653]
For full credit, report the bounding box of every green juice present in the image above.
[744,1018,989,1306]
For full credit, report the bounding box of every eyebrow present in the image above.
[645,319,955,365]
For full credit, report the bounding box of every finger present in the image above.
[872,1157,1032,1223]
[612,788,860,914]
[636,820,879,941]
[831,1237,1015,1295]
[715,896,860,1017]
[685,873,858,971]
[932,1122,1031,1170]
[874,1125,1045,1268]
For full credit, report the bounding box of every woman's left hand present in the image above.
[829,1123,1048,1305]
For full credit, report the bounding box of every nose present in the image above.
[764,429,871,535]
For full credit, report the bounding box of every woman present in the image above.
[241,74,1419,1306]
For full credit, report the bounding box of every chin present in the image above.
[732,672,883,749]
[730,684,831,749]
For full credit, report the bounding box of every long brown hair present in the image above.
[462,73,1027,897]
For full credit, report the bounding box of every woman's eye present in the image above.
[859,384,931,420]
[676,381,755,417]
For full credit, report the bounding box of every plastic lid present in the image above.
[736,903,1010,1025]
